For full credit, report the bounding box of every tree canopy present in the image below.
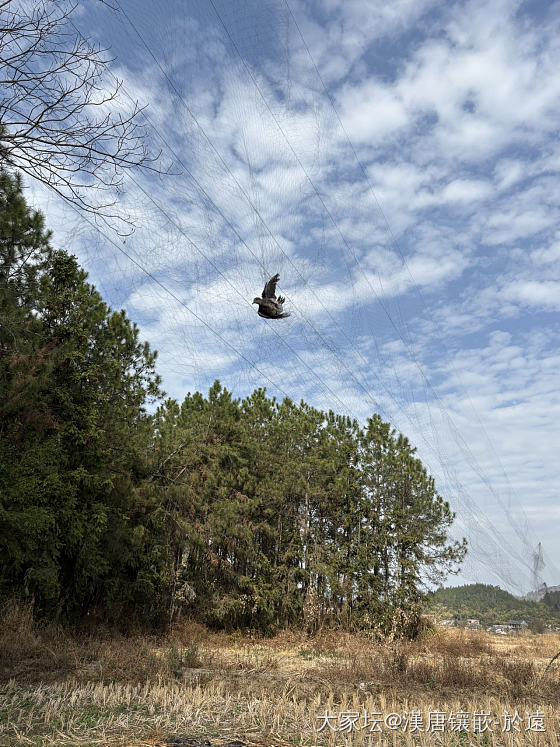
[0,169,466,634]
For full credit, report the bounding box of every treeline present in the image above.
[432,584,560,628]
[543,590,560,612]
[0,171,466,634]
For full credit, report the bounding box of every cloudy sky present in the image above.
[25,0,560,593]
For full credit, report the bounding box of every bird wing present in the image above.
[262,273,280,299]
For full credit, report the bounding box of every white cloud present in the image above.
[336,81,410,143]
[440,178,493,204]
[494,159,525,191]
[531,236,560,266]
[501,280,560,310]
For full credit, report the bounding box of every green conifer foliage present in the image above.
[1,170,163,624]
[1,170,466,634]
[152,388,466,634]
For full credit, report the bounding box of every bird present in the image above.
[252,273,290,319]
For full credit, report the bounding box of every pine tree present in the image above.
[0,170,164,623]
[359,416,467,634]
[150,382,467,635]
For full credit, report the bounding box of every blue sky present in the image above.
[26,0,560,593]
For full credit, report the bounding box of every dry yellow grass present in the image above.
[1,604,559,746]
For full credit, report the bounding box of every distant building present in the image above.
[487,624,508,635]
[508,620,528,631]
[465,618,481,630]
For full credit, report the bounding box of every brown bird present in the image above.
[253,273,290,319]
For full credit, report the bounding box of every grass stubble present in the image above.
[1,602,559,746]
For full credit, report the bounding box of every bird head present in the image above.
[252,297,261,304]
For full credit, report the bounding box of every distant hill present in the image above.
[430,583,560,628]
[524,583,560,602]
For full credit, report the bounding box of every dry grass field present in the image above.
[1,602,559,746]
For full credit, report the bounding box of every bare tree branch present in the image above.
[0,0,161,233]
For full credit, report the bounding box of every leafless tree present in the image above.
[0,0,158,231]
